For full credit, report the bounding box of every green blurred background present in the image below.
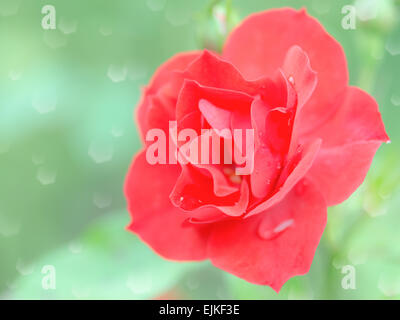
[0,0,399,299]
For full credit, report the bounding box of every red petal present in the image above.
[282,45,317,109]
[176,80,253,122]
[136,51,201,142]
[170,163,248,217]
[250,147,281,199]
[305,87,390,147]
[307,141,381,206]
[223,8,348,134]
[124,151,213,260]
[248,138,321,217]
[208,179,327,292]
[183,50,261,93]
[305,87,389,205]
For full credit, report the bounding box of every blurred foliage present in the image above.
[0,0,399,299]
[8,212,199,299]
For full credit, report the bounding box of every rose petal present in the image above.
[282,45,317,109]
[137,51,201,141]
[305,86,389,205]
[305,87,390,147]
[247,138,321,217]
[208,178,327,292]
[223,8,348,135]
[124,150,213,260]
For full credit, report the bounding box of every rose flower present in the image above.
[124,8,389,291]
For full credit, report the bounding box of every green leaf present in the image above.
[9,212,196,299]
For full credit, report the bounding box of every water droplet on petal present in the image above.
[258,218,294,240]
[107,64,127,83]
[295,180,308,195]
[288,76,294,85]
[229,174,241,184]
[36,166,57,185]
[223,167,235,176]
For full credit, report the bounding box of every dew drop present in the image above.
[107,64,128,83]
[43,30,68,49]
[355,0,378,21]
[88,138,114,163]
[229,174,241,184]
[32,153,45,165]
[9,69,22,81]
[295,180,308,195]
[223,167,235,176]
[186,278,199,291]
[58,18,78,34]
[378,273,400,297]
[391,94,400,106]
[71,286,91,299]
[385,38,400,56]
[126,274,152,294]
[93,192,112,209]
[69,241,82,254]
[146,0,166,11]
[16,258,34,276]
[347,248,368,265]
[32,91,57,114]
[0,213,20,237]
[165,6,190,26]
[36,166,57,185]
[110,126,124,137]
[288,76,294,85]
[0,0,20,16]
[0,140,10,154]
[99,25,112,36]
[258,218,294,240]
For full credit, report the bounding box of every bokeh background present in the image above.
[0,0,399,299]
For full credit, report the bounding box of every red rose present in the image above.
[124,8,389,292]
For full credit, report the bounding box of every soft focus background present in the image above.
[0,0,399,299]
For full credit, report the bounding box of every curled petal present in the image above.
[223,8,348,134]
[137,51,201,141]
[124,151,213,260]
[208,178,327,292]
